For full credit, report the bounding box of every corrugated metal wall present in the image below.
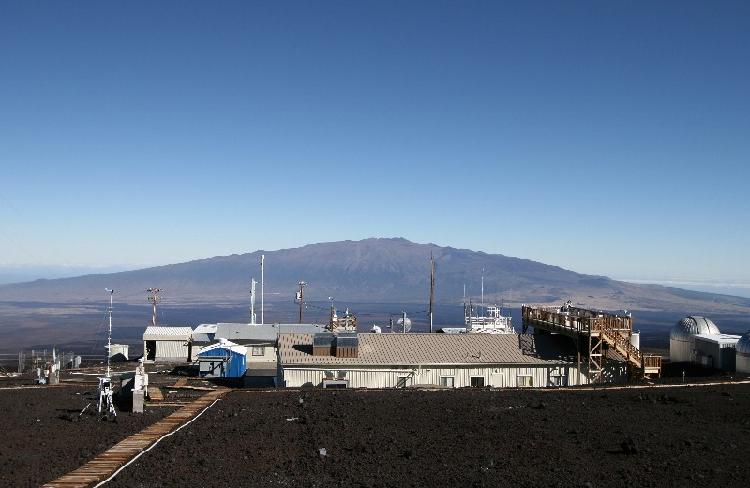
[154,340,189,360]
[282,364,607,388]
[695,340,737,371]
[670,337,694,363]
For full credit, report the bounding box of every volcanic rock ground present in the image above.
[100,384,750,488]
[0,384,174,488]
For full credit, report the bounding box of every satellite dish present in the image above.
[371,325,382,334]
[392,316,412,333]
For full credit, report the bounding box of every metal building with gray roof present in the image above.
[143,326,193,362]
[278,333,626,388]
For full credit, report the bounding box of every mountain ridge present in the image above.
[0,237,748,313]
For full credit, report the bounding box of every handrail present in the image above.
[596,320,642,367]
[522,305,661,373]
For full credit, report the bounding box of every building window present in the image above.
[517,375,533,387]
[470,376,485,387]
[440,376,455,388]
[396,375,411,388]
[251,346,265,356]
[549,375,567,387]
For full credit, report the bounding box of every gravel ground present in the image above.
[107,383,750,488]
[0,385,174,487]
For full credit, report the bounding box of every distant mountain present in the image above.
[1,238,749,314]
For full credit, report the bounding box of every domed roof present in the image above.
[737,332,750,355]
[670,316,721,341]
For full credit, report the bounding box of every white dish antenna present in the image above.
[392,316,412,333]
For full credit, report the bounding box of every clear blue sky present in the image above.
[0,1,748,282]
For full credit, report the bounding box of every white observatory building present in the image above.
[670,316,721,363]
[736,332,750,374]
[669,316,740,370]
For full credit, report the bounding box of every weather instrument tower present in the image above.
[147,287,162,327]
[98,288,116,417]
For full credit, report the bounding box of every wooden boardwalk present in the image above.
[42,388,226,488]
[148,386,164,401]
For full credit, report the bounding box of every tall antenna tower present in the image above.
[429,253,436,333]
[146,288,162,327]
[98,288,116,416]
[250,279,257,324]
[296,281,307,324]
[106,288,113,377]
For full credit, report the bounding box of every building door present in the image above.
[146,341,156,361]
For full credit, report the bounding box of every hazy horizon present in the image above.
[1,237,749,299]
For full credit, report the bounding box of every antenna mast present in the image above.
[146,288,162,327]
[429,253,436,333]
[463,283,466,321]
[481,268,484,307]
[260,254,265,325]
[250,279,257,324]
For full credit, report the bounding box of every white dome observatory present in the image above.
[736,332,750,374]
[669,316,720,363]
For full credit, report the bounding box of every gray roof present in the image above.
[191,333,214,344]
[215,323,327,345]
[279,333,578,366]
[143,326,192,341]
[694,333,741,346]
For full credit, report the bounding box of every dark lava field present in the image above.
[0,385,173,488]
[102,384,750,488]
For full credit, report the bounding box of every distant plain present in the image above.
[1,300,749,355]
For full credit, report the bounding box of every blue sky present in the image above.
[0,1,748,283]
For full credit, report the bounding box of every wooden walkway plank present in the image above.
[42,388,226,488]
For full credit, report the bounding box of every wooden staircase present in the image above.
[522,304,662,382]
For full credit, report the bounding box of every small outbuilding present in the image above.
[143,326,193,362]
[693,333,741,371]
[190,323,218,360]
[197,339,247,378]
[107,344,129,362]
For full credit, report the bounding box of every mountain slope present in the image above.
[1,238,748,313]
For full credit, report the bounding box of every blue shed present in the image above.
[197,339,247,378]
